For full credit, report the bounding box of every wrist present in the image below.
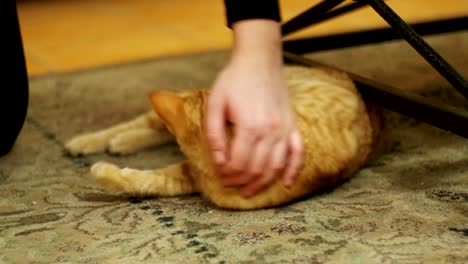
[230,19,283,68]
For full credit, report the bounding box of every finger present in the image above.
[241,165,277,198]
[245,134,277,177]
[205,92,228,165]
[283,130,304,187]
[269,139,288,172]
[222,136,274,186]
[222,125,258,176]
[241,139,287,197]
[221,173,251,186]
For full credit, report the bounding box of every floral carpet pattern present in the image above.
[1,32,467,263]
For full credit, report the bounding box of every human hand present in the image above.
[204,20,304,198]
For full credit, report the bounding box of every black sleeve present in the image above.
[224,0,281,28]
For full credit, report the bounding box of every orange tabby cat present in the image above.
[66,65,384,210]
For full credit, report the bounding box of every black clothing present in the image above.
[0,1,29,156]
[224,0,281,27]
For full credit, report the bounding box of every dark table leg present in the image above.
[280,0,468,139]
[0,1,29,157]
[364,0,468,99]
[283,17,467,54]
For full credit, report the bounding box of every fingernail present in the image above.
[242,191,252,198]
[283,178,292,187]
[220,165,231,175]
[213,151,225,164]
[221,179,229,187]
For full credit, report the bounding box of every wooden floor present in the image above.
[17,0,467,76]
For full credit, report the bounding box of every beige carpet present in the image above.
[1,31,467,263]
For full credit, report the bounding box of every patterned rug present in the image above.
[1,31,467,263]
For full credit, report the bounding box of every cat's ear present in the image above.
[149,91,185,134]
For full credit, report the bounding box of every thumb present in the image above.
[205,91,228,165]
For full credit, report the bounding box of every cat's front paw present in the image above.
[90,161,124,191]
[91,161,119,178]
[108,134,141,155]
[65,133,109,156]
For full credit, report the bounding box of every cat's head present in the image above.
[149,90,208,146]
[149,90,234,174]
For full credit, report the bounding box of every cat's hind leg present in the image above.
[90,161,197,196]
[66,111,171,156]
